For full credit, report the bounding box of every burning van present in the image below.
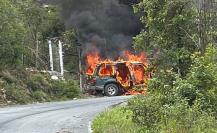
[84,51,150,96]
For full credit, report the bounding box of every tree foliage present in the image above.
[133,0,199,76]
[0,0,26,67]
[0,0,65,69]
[126,0,217,132]
[127,45,217,132]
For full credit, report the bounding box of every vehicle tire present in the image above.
[104,83,119,96]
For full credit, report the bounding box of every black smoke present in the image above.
[51,0,141,58]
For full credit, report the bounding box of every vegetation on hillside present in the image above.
[93,0,217,132]
[0,0,80,105]
[0,69,80,105]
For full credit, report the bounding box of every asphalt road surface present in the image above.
[0,96,131,133]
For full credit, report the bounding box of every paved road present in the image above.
[0,96,131,133]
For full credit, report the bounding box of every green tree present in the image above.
[62,29,80,73]
[133,0,198,76]
[14,0,65,69]
[0,0,26,67]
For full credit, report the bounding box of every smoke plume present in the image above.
[51,0,141,58]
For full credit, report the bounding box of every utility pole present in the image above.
[48,40,54,71]
[58,40,64,79]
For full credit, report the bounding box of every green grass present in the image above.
[92,107,143,133]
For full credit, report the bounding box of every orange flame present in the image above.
[98,64,114,77]
[124,51,148,66]
[86,52,100,75]
[85,50,150,95]
[132,65,145,84]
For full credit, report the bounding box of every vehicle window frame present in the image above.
[96,63,115,77]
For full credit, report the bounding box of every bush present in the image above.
[0,71,17,84]
[156,101,217,133]
[173,45,217,114]
[127,95,217,133]
[27,74,80,101]
[126,45,217,132]
[0,69,81,104]
[32,91,50,102]
[51,80,80,99]
[62,80,80,98]
[128,94,163,128]
[5,84,32,104]
[26,74,51,93]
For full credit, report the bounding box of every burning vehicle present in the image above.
[84,51,150,96]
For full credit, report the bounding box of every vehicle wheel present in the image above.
[104,83,119,96]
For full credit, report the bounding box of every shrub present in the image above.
[26,74,51,93]
[127,95,217,133]
[173,45,217,114]
[62,80,80,98]
[147,69,178,98]
[128,94,163,128]
[156,101,217,133]
[51,80,80,99]
[5,84,32,104]
[127,45,217,132]
[0,69,81,104]
[32,91,50,102]
[0,71,17,84]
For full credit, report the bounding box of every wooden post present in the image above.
[36,40,39,68]
[78,42,83,91]
[198,0,203,53]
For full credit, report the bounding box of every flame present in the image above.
[124,51,148,66]
[85,50,150,95]
[124,88,147,95]
[99,64,114,77]
[116,64,131,87]
[132,65,145,84]
[86,52,100,75]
